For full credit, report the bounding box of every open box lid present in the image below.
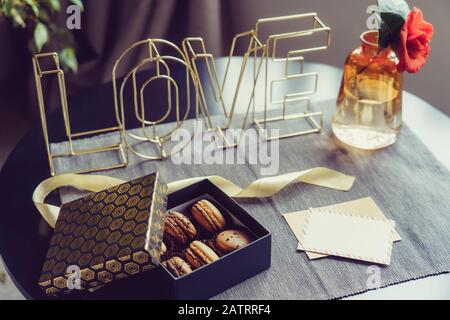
[38,172,168,296]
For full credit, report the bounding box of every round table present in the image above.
[1,61,449,299]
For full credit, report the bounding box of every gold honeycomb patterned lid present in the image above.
[39,172,168,296]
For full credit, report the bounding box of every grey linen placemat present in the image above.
[50,101,450,299]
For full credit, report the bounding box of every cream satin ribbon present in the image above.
[33,167,355,229]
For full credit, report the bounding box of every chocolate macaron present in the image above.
[201,238,225,257]
[192,200,226,233]
[185,240,219,269]
[162,256,192,277]
[215,229,252,253]
[164,211,197,245]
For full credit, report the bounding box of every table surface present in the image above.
[1,59,449,300]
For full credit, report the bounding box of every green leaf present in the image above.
[48,0,61,11]
[70,0,84,11]
[60,47,78,73]
[10,7,26,27]
[377,0,410,48]
[34,22,49,52]
[378,12,404,48]
[1,0,12,16]
[24,0,39,16]
[378,0,409,18]
[38,7,50,20]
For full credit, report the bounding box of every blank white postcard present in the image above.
[298,208,396,265]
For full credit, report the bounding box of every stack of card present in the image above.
[283,198,401,265]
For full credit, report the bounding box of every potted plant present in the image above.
[0,0,84,72]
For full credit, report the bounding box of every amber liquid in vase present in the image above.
[332,31,403,150]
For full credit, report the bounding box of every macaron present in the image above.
[160,242,167,257]
[201,238,224,257]
[163,233,180,255]
[164,211,197,245]
[185,240,219,269]
[215,229,252,253]
[191,200,226,233]
[162,256,192,277]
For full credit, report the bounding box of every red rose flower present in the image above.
[395,7,434,73]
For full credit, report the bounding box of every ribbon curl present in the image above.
[33,167,355,228]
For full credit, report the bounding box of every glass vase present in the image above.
[332,30,403,150]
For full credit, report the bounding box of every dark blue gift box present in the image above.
[75,179,271,299]
[158,179,272,299]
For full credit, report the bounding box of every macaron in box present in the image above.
[157,179,272,299]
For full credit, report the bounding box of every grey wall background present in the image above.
[0,0,448,115]
[223,0,449,115]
